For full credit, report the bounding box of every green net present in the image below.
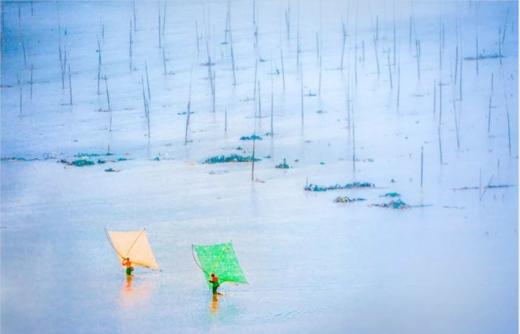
[193,242,247,288]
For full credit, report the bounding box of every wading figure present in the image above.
[209,273,220,295]
[122,257,134,276]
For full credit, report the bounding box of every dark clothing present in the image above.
[126,267,134,276]
[210,275,220,294]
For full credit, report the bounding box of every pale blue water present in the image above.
[1,1,518,333]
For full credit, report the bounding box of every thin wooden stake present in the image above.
[340,20,346,70]
[18,75,22,115]
[507,111,511,157]
[104,75,112,131]
[225,109,228,133]
[29,64,33,99]
[184,76,192,144]
[129,20,133,71]
[97,36,102,95]
[415,39,421,80]
[68,64,72,105]
[251,137,256,181]
[438,82,443,164]
[158,7,162,48]
[162,48,167,75]
[133,0,137,32]
[230,31,237,85]
[145,61,151,101]
[387,50,393,89]
[475,34,479,75]
[487,95,492,133]
[300,67,304,127]
[280,48,286,90]
[433,80,436,115]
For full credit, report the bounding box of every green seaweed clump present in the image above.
[204,154,260,164]
[240,134,263,141]
[304,182,374,192]
[334,196,366,203]
[58,159,95,167]
[373,199,409,209]
[382,192,401,198]
[275,158,291,169]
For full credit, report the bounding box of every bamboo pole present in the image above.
[97,36,102,95]
[387,50,393,89]
[162,47,167,75]
[158,7,162,48]
[280,48,286,90]
[145,61,151,101]
[454,46,458,83]
[184,75,192,144]
[318,55,322,96]
[315,32,320,60]
[251,136,256,181]
[129,20,133,71]
[252,0,256,25]
[257,80,261,118]
[195,21,200,58]
[22,38,27,68]
[433,80,436,115]
[30,64,33,99]
[285,4,290,40]
[230,30,237,85]
[162,2,167,37]
[415,40,420,80]
[18,75,22,115]
[438,81,443,164]
[340,20,346,70]
[362,40,365,62]
[354,43,358,86]
[374,37,380,75]
[475,34,479,75]
[352,98,356,174]
[133,0,137,32]
[68,64,72,105]
[459,43,463,100]
[225,109,228,133]
[393,20,396,66]
[507,111,511,157]
[300,66,304,127]
[104,75,112,131]
[453,97,460,149]
[141,76,150,138]
[253,58,258,99]
[396,62,400,109]
[487,95,492,134]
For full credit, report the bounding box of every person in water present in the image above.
[122,257,134,276]
[209,273,220,295]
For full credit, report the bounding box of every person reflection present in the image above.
[125,273,133,290]
[210,293,219,315]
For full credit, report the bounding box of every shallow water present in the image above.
[1,0,518,333]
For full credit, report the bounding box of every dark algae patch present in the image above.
[204,154,260,164]
[304,182,374,192]
[275,158,291,169]
[334,196,366,203]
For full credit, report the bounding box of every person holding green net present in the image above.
[209,273,220,295]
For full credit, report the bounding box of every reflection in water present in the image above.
[119,274,153,310]
[125,275,133,289]
[210,294,219,315]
